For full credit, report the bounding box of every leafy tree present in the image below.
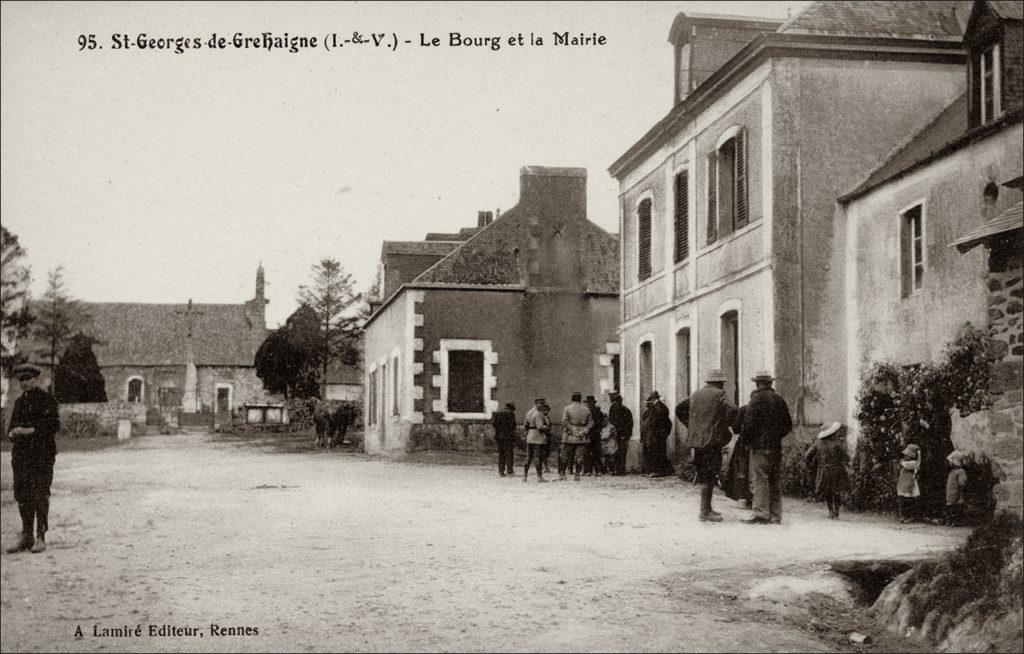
[0,226,34,374]
[297,259,362,399]
[255,304,320,399]
[54,332,107,403]
[32,266,91,376]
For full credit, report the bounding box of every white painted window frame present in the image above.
[898,199,928,297]
[432,339,498,420]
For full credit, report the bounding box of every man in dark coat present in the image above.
[676,369,737,522]
[741,371,793,525]
[641,391,673,477]
[491,401,517,477]
[583,396,605,475]
[5,364,60,554]
[607,390,633,476]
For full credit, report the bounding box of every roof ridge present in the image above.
[775,1,817,33]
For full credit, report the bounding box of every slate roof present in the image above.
[841,100,1024,202]
[412,207,620,294]
[778,0,967,39]
[381,240,462,257]
[78,302,266,367]
[989,1,1024,20]
[952,201,1024,252]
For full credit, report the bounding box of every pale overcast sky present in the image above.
[1,1,810,327]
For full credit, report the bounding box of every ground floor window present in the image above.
[447,350,484,413]
[721,311,739,405]
[127,377,144,403]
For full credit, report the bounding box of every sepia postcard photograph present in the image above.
[1,1,1021,652]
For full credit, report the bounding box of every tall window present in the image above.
[707,128,748,245]
[721,312,739,406]
[367,369,378,425]
[674,171,690,263]
[127,378,143,403]
[391,356,399,416]
[612,353,621,393]
[447,350,484,413]
[639,341,653,405]
[675,329,691,406]
[638,198,652,281]
[901,204,925,297]
[974,43,1001,126]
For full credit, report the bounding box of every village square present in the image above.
[1,1,1022,652]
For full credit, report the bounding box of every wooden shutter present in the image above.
[638,198,652,280]
[706,153,717,245]
[735,129,748,228]
[674,171,689,262]
[900,211,912,297]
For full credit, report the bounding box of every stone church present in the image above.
[36,266,277,427]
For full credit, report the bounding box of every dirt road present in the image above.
[1,432,968,652]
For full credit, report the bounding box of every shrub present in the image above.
[849,323,996,513]
[60,413,101,439]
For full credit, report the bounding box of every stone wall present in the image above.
[59,401,147,435]
[988,237,1023,359]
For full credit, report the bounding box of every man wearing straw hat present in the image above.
[741,370,793,525]
[676,369,737,522]
[5,363,60,554]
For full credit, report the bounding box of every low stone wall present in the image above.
[59,402,147,436]
[951,395,1024,515]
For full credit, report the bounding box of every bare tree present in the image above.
[297,259,362,400]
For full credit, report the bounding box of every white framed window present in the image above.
[431,339,497,420]
[900,202,927,297]
[976,43,1002,125]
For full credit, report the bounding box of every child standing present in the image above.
[804,421,850,519]
[945,449,969,526]
[897,443,922,523]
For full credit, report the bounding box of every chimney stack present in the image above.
[477,211,494,227]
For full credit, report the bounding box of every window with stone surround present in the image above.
[432,339,497,420]
[127,377,144,403]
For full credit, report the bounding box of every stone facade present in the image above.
[58,401,147,435]
[988,238,1024,359]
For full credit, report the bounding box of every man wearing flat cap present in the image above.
[5,363,60,554]
[740,370,793,525]
[676,369,737,521]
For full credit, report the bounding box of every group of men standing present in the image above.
[676,369,792,524]
[493,367,793,525]
[491,390,634,483]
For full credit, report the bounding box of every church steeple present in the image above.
[256,262,266,304]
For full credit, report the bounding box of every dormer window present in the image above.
[974,42,1002,125]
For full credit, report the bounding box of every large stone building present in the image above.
[362,166,620,454]
[839,0,1023,509]
[609,1,969,463]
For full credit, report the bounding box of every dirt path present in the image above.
[1,432,969,652]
